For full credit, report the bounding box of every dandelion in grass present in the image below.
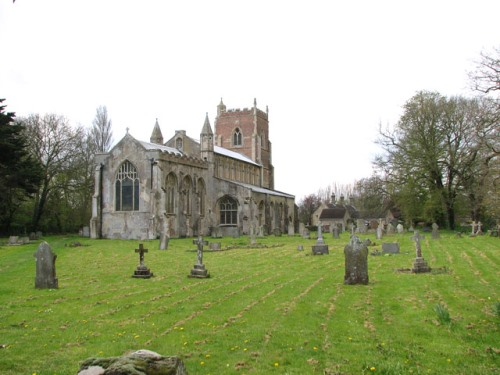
[274,362,279,367]
[200,361,205,365]
[205,354,211,358]
[370,367,376,371]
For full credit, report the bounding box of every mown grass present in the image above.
[0,232,498,374]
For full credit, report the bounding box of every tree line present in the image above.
[299,47,499,230]
[0,105,112,235]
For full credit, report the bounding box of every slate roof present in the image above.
[319,207,347,220]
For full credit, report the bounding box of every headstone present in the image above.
[431,223,440,239]
[344,235,369,285]
[36,231,43,239]
[302,229,310,239]
[189,236,210,278]
[249,224,256,245]
[34,241,58,289]
[312,224,329,255]
[257,225,265,237]
[297,245,304,251]
[410,230,431,273]
[82,226,90,237]
[29,232,37,240]
[471,221,477,236]
[209,242,221,251]
[288,224,294,236]
[382,242,400,254]
[357,219,367,234]
[8,236,19,245]
[408,224,414,232]
[132,244,153,278]
[387,223,395,235]
[396,223,404,234]
[376,223,384,240]
[273,228,282,237]
[332,226,339,239]
[159,232,169,250]
[211,225,222,238]
[78,350,187,375]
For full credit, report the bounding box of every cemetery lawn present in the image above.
[0,233,498,375]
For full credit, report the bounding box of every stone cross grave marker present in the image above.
[34,241,58,289]
[132,244,153,278]
[189,236,210,278]
[410,230,430,273]
[312,224,329,255]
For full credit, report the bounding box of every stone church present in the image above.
[90,99,296,240]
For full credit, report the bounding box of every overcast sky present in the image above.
[1,0,498,201]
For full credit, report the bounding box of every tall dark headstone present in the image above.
[34,241,58,289]
[344,235,369,285]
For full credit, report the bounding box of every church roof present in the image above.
[319,207,347,220]
[137,140,183,156]
[214,145,259,166]
[229,180,295,199]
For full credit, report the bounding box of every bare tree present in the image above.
[19,114,84,231]
[469,46,500,95]
[91,106,113,152]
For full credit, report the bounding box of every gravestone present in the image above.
[250,224,257,245]
[408,224,414,232]
[411,230,431,273]
[211,225,222,238]
[396,223,404,234]
[82,226,90,237]
[302,229,310,239]
[209,242,221,250]
[332,225,339,239]
[297,245,304,251]
[357,219,367,234]
[8,236,19,245]
[431,223,440,239]
[387,223,395,235]
[382,242,400,254]
[159,233,169,250]
[288,224,295,236]
[34,241,58,289]
[189,236,210,278]
[312,224,329,255]
[344,235,369,285]
[132,244,153,278]
[376,223,384,240]
[471,221,477,236]
[257,225,265,237]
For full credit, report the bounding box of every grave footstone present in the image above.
[209,242,221,251]
[382,242,400,254]
[189,236,210,278]
[132,244,153,278]
[344,235,369,285]
[34,241,58,289]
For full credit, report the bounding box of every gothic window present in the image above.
[115,161,139,211]
[233,128,242,146]
[220,196,238,225]
[166,173,177,214]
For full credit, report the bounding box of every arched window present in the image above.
[115,161,139,211]
[220,196,238,225]
[166,173,177,214]
[233,128,242,146]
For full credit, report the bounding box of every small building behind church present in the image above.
[90,99,295,240]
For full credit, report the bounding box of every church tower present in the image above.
[200,113,214,163]
[150,119,164,144]
[214,98,274,189]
